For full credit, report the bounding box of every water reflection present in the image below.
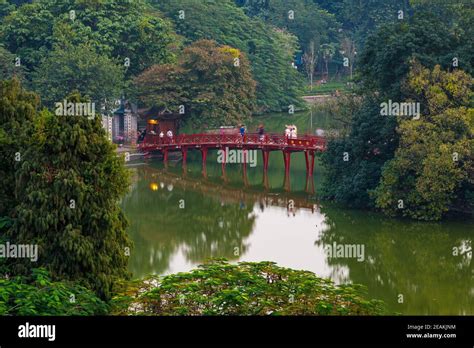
[122,165,473,315]
[316,206,473,315]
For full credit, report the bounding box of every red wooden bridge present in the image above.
[138,132,327,178]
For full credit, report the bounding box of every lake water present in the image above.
[122,111,473,315]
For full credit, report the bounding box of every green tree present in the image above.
[0,46,25,81]
[321,96,398,208]
[237,0,339,53]
[0,268,108,315]
[152,0,303,112]
[303,39,318,89]
[112,260,386,315]
[7,91,132,299]
[321,5,473,210]
[0,0,15,19]
[181,40,256,127]
[320,43,336,80]
[373,64,473,220]
[0,78,38,216]
[32,43,125,112]
[357,6,474,99]
[314,0,409,48]
[133,64,189,115]
[134,40,257,128]
[1,0,177,76]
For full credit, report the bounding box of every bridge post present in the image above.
[283,150,291,178]
[200,147,208,177]
[310,151,315,176]
[283,172,291,192]
[304,150,316,176]
[304,151,309,174]
[283,150,291,192]
[221,146,226,179]
[182,147,187,170]
[262,150,270,189]
[305,173,315,194]
[242,149,248,187]
[163,148,168,167]
[262,150,270,173]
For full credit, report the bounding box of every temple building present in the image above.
[101,99,139,144]
[138,106,182,138]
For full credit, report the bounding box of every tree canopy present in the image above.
[32,43,125,111]
[1,0,178,76]
[151,0,304,112]
[134,40,257,128]
[112,259,387,315]
[236,0,339,53]
[373,63,473,220]
[321,3,474,220]
[5,90,132,299]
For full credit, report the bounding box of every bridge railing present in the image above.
[141,132,326,150]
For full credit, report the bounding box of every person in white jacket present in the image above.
[166,129,173,143]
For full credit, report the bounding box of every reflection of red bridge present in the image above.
[140,166,321,213]
[138,133,327,178]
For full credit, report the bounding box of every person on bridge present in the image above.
[239,124,246,141]
[258,124,265,141]
[159,131,164,143]
[166,129,173,143]
[292,125,298,139]
[285,125,291,138]
[289,126,295,139]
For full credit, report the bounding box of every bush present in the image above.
[0,268,108,315]
[111,260,386,316]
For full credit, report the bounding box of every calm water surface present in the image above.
[122,111,473,315]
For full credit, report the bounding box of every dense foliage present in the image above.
[0,45,25,81]
[358,7,474,99]
[236,0,339,52]
[1,0,177,76]
[0,78,38,216]
[32,43,125,110]
[152,0,304,112]
[321,3,474,219]
[0,268,108,315]
[134,40,256,127]
[112,260,386,315]
[314,0,409,48]
[321,96,399,208]
[373,64,473,220]
[5,90,131,300]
